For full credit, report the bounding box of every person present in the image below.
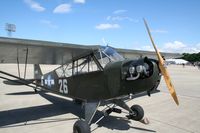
[182,63,185,68]
[198,63,200,70]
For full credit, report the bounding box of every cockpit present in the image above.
[55,46,124,78]
[95,46,124,68]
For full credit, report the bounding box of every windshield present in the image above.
[95,46,124,68]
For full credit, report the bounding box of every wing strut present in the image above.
[24,48,28,79]
[16,48,29,79]
[17,48,21,78]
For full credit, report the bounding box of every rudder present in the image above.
[34,64,43,80]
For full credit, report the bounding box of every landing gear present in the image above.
[73,101,100,133]
[129,104,144,121]
[73,120,90,133]
[113,99,144,121]
[72,100,145,133]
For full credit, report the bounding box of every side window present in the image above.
[89,57,99,72]
[73,56,100,75]
[55,63,72,78]
[74,58,89,75]
[95,51,110,68]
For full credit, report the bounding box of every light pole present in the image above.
[5,23,16,37]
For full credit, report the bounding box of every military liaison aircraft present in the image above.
[0,20,179,133]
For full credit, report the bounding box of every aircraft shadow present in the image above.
[92,116,156,132]
[0,91,82,127]
[1,91,156,132]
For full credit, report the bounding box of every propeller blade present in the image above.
[143,19,179,105]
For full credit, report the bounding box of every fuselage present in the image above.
[41,56,161,101]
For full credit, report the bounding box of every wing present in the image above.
[116,48,182,59]
[0,37,99,64]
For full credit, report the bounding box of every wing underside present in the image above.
[0,37,99,65]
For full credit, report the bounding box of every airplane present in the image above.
[0,20,179,133]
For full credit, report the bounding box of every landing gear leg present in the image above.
[34,89,37,93]
[34,85,38,93]
[73,101,100,133]
[113,99,144,121]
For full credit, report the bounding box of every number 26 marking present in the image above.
[59,79,68,94]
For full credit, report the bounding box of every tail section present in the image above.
[34,64,43,80]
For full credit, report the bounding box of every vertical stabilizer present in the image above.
[34,64,43,80]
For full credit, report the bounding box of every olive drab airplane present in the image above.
[0,20,179,133]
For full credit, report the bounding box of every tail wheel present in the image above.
[73,120,90,133]
[130,105,144,121]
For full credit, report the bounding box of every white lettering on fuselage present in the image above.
[59,79,68,94]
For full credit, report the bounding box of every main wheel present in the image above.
[73,120,90,133]
[130,104,144,121]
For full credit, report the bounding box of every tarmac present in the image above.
[0,64,200,133]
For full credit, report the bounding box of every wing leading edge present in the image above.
[0,37,100,65]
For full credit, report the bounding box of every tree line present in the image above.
[181,52,200,62]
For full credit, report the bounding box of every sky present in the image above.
[0,0,200,53]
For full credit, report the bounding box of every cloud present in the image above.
[164,41,186,50]
[24,0,45,12]
[113,10,127,14]
[40,20,58,29]
[196,43,200,49]
[107,10,138,23]
[107,16,138,22]
[162,41,200,53]
[151,29,168,33]
[74,0,85,4]
[140,45,154,51]
[53,4,71,14]
[95,23,120,30]
[136,41,200,53]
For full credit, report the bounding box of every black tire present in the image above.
[73,120,90,133]
[130,105,144,121]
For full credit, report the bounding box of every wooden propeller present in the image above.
[143,19,179,105]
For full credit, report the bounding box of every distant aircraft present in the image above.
[0,20,179,133]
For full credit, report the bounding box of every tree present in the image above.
[181,52,200,62]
